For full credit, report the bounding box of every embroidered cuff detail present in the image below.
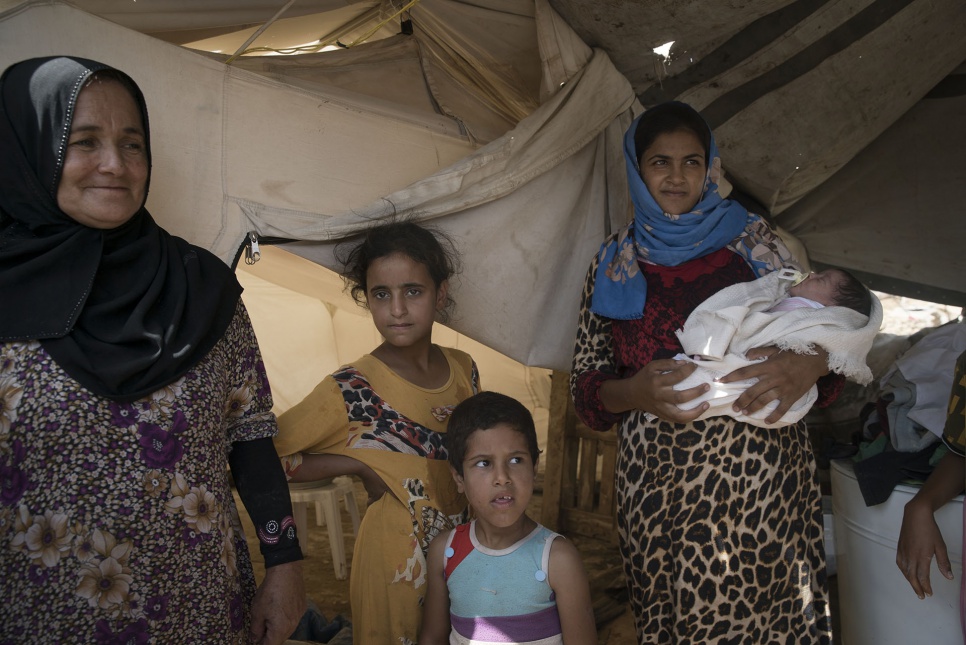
[257,515,296,545]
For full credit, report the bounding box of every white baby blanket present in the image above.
[672,270,883,428]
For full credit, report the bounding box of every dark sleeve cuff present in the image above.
[229,437,304,567]
[572,370,622,431]
[263,545,304,568]
[813,371,845,408]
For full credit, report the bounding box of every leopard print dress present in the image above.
[571,221,834,644]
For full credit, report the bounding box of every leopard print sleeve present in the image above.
[570,249,624,432]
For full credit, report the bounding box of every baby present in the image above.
[768,268,872,313]
[672,267,882,428]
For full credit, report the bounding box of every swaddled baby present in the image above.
[672,267,881,428]
[768,268,869,313]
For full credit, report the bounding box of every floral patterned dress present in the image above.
[0,302,277,644]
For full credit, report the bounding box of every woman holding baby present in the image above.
[570,101,853,644]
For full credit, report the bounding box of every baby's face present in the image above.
[788,269,844,306]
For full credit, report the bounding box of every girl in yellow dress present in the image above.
[275,221,478,645]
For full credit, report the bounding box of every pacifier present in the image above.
[777,267,807,286]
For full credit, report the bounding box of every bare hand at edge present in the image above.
[895,452,963,599]
[896,500,954,599]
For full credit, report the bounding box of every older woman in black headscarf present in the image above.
[0,57,304,643]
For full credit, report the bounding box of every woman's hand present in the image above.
[600,358,710,423]
[718,346,829,424]
[896,498,953,599]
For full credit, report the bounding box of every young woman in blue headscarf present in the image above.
[570,102,839,643]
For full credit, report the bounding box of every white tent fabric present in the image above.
[0,0,637,372]
[69,0,393,52]
[237,245,551,440]
[1,0,964,378]
[63,0,369,34]
[552,0,966,214]
[776,83,966,303]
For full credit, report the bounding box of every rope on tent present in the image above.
[225,0,298,65]
[220,0,422,60]
[222,3,391,59]
[310,5,384,51]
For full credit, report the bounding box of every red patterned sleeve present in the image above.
[813,372,845,408]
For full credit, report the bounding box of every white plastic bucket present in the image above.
[831,459,963,645]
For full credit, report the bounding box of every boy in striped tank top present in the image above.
[420,392,597,645]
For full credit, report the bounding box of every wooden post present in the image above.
[542,369,619,544]
[541,370,572,531]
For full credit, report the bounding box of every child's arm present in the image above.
[548,537,597,644]
[896,450,965,599]
[419,531,452,645]
[285,453,392,505]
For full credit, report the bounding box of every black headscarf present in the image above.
[0,56,242,401]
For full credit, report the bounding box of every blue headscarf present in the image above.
[591,102,768,319]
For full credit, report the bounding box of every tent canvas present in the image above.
[0,0,638,376]
[237,245,552,441]
[56,0,966,307]
[1,0,963,387]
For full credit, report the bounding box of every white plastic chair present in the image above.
[288,476,362,580]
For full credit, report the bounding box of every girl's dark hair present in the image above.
[335,219,459,321]
[830,268,873,317]
[446,392,539,476]
[633,101,711,165]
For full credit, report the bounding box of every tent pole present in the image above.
[226,0,298,64]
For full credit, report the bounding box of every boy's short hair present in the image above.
[447,392,539,476]
[831,268,873,317]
